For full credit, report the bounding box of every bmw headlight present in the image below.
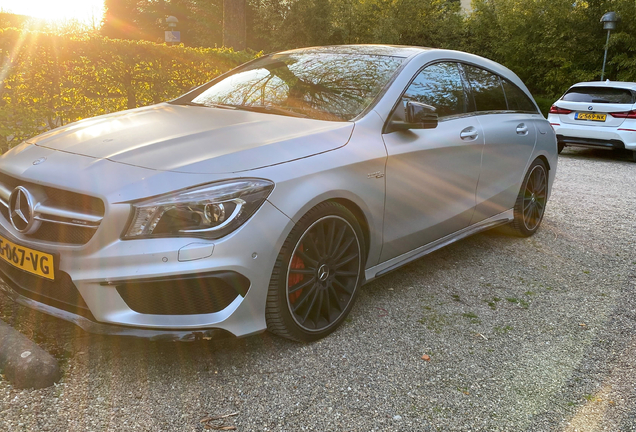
[124,179,274,239]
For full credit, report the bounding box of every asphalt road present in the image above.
[1,146,635,431]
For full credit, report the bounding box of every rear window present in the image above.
[562,87,635,104]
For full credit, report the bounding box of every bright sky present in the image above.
[0,0,104,24]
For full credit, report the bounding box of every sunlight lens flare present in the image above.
[0,0,104,25]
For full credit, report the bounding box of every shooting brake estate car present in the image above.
[0,45,557,342]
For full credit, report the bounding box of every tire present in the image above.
[509,159,548,237]
[557,142,565,154]
[266,201,365,342]
[632,150,636,163]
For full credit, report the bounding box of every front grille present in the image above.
[115,272,250,315]
[28,221,97,245]
[0,258,95,320]
[0,172,104,245]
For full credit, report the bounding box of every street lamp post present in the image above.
[600,12,619,81]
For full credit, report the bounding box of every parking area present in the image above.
[1,147,635,431]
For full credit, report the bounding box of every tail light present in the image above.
[609,110,636,119]
[549,105,572,115]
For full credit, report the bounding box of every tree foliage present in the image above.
[4,0,636,152]
[102,0,224,48]
[0,28,253,152]
[247,0,636,100]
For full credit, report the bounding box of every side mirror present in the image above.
[387,101,438,133]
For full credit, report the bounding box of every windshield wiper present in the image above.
[177,101,207,107]
[176,101,237,110]
[228,105,309,118]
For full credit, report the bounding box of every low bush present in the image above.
[0,28,256,152]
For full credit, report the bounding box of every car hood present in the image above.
[27,103,354,174]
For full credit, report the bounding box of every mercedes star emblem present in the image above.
[317,264,330,281]
[9,186,35,233]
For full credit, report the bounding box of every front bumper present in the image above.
[0,200,292,339]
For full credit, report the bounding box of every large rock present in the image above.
[0,320,61,389]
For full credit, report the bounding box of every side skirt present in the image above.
[364,209,513,282]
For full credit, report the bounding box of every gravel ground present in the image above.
[1,146,635,431]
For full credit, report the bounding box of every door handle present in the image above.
[516,124,529,135]
[460,127,478,140]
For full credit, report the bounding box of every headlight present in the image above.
[123,179,274,239]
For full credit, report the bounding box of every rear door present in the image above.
[461,64,538,223]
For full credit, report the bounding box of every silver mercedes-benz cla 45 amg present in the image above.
[0,45,557,342]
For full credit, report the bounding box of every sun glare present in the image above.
[0,0,104,25]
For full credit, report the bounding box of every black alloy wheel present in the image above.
[510,159,548,237]
[266,202,364,342]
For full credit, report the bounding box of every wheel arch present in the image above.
[536,154,550,172]
[328,197,371,263]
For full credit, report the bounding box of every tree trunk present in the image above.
[223,0,246,50]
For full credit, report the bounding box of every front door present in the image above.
[380,62,484,262]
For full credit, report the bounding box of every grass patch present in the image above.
[462,312,481,324]
[485,296,502,310]
[506,297,529,308]
[419,307,448,332]
[494,325,514,334]
[451,294,461,302]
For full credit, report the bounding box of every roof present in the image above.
[571,81,636,91]
[277,44,431,58]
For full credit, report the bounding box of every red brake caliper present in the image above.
[288,244,305,303]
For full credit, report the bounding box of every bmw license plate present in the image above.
[0,234,55,280]
[575,112,607,122]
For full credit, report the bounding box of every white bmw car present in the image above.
[0,45,557,341]
[548,80,636,161]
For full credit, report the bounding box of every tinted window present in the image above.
[187,53,404,121]
[463,65,507,112]
[562,87,634,104]
[403,62,468,117]
[502,79,538,113]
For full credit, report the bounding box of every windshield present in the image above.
[183,52,404,121]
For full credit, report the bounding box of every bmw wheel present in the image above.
[266,202,365,342]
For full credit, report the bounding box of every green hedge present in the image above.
[0,28,255,152]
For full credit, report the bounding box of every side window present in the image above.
[502,79,538,113]
[463,65,507,112]
[403,62,468,117]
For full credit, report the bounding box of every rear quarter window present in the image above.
[562,87,635,104]
[502,80,539,113]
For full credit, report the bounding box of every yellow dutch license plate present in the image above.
[0,235,55,280]
[575,112,607,122]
